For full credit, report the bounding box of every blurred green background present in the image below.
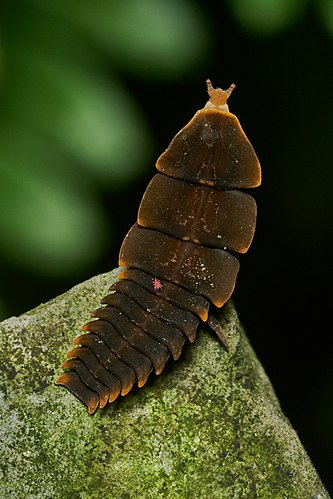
[0,0,332,492]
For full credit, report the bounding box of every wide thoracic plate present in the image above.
[119,223,239,308]
[138,174,257,253]
[156,109,261,189]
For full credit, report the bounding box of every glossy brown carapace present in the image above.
[56,80,262,414]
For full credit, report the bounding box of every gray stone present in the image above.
[0,270,329,498]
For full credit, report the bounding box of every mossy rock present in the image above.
[0,270,329,498]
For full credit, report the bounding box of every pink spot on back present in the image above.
[152,278,163,291]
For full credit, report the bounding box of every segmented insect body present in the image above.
[56,80,262,414]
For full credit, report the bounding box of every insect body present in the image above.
[152,278,163,291]
[56,80,262,414]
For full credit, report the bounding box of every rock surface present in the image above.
[0,269,329,498]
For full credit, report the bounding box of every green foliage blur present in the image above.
[0,0,209,286]
[1,0,332,309]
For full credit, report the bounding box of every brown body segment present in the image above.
[61,358,110,409]
[66,346,121,403]
[100,292,186,360]
[119,223,240,308]
[83,317,152,388]
[56,80,262,414]
[56,371,100,414]
[118,268,210,321]
[75,331,136,396]
[109,279,199,341]
[91,299,169,374]
[138,174,257,252]
[156,110,261,189]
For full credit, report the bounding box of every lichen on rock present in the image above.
[0,270,329,498]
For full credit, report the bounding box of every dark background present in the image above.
[0,0,332,493]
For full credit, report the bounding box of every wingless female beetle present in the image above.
[56,80,262,414]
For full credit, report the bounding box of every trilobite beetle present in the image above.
[56,79,262,414]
